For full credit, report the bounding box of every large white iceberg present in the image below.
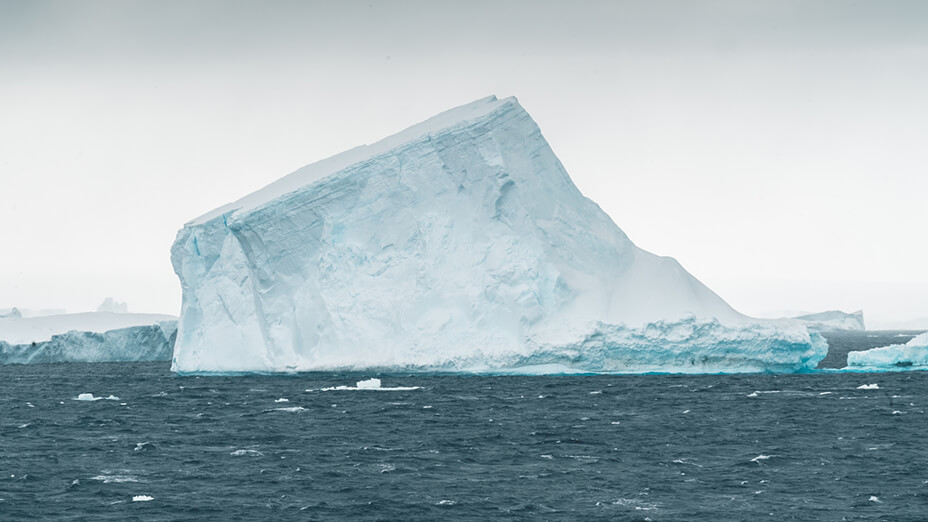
[846,332,928,370]
[171,96,825,374]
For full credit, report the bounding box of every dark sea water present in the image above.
[2,332,928,521]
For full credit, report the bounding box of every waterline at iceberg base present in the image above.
[171,96,826,374]
[173,317,826,375]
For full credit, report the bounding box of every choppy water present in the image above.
[2,331,928,520]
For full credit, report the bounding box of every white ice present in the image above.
[170,96,825,374]
[846,332,928,370]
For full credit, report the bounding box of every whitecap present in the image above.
[230,449,263,457]
[437,499,455,506]
[91,474,139,484]
[132,495,154,502]
[869,495,881,503]
[105,395,120,401]
[819,392,833,395]
[751,455,773,463]
[274,398,289,403]
[589,390,602,395]
[857,384,880,390]
[273,407,306,413]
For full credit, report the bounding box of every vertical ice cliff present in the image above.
[171,96,825,373]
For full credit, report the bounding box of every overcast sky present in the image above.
[1,0,926,323]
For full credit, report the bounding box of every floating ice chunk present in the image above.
[75,393,102,401]
[274,398,289,403]
[105,395,120,401]
[847,332,928,370]
[273,407,306,413]
[132,495,154,502]
[315,379,420,391]
[857,384,880,390]
[869,495,881,503]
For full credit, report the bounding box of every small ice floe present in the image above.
[230,449,264,457]
[274,398,289,403]
[317,378,419,391]
[75,393,102,401]
[357,378,381,389]
[437,499,455,506]
[751,455,773,463]
[105,395,120,401]
[134,442,156,452]
[132,495,154,502]
[869,495,881,503]
[858,384,880,390]
[589,390,603,395]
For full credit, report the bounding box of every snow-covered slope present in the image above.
[846,331,928,370]
[0,322,176,365]
[793,310,865,331]
[171,95,824,374]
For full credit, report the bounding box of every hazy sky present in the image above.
[1,0,926,322]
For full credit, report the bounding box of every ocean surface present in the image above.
[2,331,927,520]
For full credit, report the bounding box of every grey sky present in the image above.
[1,1,926,322]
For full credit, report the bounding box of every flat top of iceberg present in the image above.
[192,95,515,225]
[0,312,177,344]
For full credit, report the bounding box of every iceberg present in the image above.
[793,310,865,332]
[171,95,825,374]
[0,322,176,365]
[846,332,928,370]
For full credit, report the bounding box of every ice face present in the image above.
[171,95,823,374]
[0,322,176,364]
[846,332,928,369]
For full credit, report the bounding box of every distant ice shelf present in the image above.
[0,322,176,365]
[170,95,825,374]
